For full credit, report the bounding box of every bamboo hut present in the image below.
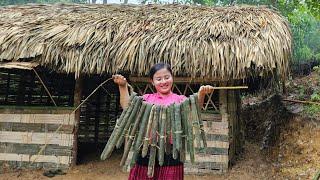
[0,3,291,174]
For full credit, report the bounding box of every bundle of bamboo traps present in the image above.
[100,92,206,177]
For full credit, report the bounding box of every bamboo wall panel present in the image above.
[0,153,71,164]
[0,114,74,125]
[185,154,228,163]
[0,131,73,146]
[184,112,229,174]
[0,122,73,133]
[0,69,75,107]
[0,68,122,144]
[78,75,120,143]
[0,143,72,156]
[0,109,75,171]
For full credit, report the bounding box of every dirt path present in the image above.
[1,142,276,180]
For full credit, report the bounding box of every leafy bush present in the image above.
[311,92,320,101]
[304,104,320,117]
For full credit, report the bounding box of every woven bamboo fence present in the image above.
[0,107,75,172]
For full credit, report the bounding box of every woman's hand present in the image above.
[113,74,129,109]
[199,85,214,95]
[112,74,127,87]
[198,85,214,108]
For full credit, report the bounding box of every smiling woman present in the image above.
[149,63,174,97]
[112,63,214,180]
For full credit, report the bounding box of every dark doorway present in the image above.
[77,75,122,164]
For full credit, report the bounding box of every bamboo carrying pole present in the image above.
[282,99,320,106]
[212,86,248,90]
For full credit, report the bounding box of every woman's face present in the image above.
[152,68,173,95]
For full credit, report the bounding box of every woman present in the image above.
[113,63,214,180]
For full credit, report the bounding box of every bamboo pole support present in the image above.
[72,76,83,166]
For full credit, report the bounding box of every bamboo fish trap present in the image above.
[100,92,206,177]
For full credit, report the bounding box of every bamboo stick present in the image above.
[158,106,166,166]
[120,102,146,166]
[130,104,153,167]
[141,105,156,158]
[174,103,182,152]
[185,99,195,163]
[100,94,137,160]
[190,95,201,148]
[147,106,160,177]
[165,105,172,154]
[282,99,320,106]
[180,100,189,162]
[213,86,248,90]
[170,104,178,159]
[116,96,142,148]
[194,93,207,149]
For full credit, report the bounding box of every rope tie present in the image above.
[150,144,160,149]
[128,135,135,140]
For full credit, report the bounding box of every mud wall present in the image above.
[241,94,292,149]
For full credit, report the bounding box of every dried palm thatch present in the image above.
[0,3,291,80]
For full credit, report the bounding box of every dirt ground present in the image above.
[0,142,276,180]
[1,115,319,180]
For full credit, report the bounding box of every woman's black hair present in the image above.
[149,63,173,79]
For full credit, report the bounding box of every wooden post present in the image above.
[235,90,244,155]
[72,76,83,166]
[17,71,26,105]
[219,82,228,123]
[219,82,229,167]
[5,71,10,103]
[94,87,101,144]
[227,88,236,165]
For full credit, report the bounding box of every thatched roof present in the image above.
[0,3,291,80]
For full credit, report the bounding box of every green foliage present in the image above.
[311,92,320,102]
[298,85,306,100]
[296,45,313,61]
[315,53,320,62]
[304,104,320,117]
[287,5,320,63]
[313,66,320,73]
[304,92,320,117]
